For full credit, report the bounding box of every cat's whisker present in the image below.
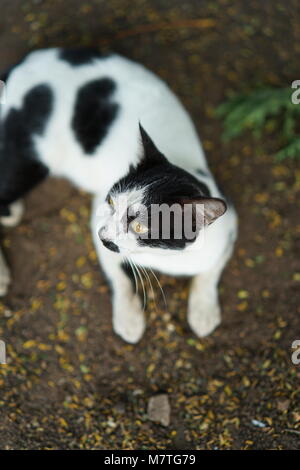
[125,256,138,294]
[148,267,168,310]
[136,261,158,313]
[130,258,147,311]
[132,258,166,314]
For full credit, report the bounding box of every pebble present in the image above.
[148,394,171,427]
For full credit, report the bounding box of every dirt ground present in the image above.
[0,0,299,450]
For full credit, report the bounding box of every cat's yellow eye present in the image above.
[131,220,148,234]
[108,196,114,207]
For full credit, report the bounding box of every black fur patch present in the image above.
[72,78,119,154]
[0,84,52,215]
[112,126,210,200]
[101,239,120,253]
[59,48,110,66]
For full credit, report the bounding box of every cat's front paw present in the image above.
[187,294,221,338]
[113,295,146,344]
[0,265,10,297]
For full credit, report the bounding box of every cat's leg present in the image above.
[91,197,146,343]
[101,249,146,343]
[187,239,235,338]
[187,264,222,338]
[0,200,24,296]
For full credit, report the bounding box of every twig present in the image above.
[99,18,215,45]
[284,429,300,435]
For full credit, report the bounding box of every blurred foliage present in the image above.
[216,87,300,160]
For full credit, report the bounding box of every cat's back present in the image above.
[1,48,206,194]
[3,47,170,131]
[1,48,146,192]
[3,48,151,109]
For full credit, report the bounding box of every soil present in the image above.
[0,0,299,450]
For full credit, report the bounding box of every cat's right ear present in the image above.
[138,123,168,167]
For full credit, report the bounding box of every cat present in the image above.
[0,47,238,343]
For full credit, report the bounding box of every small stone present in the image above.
[251,419,266,428]
[148,394,171,427]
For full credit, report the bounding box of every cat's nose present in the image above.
[101,239,120,253]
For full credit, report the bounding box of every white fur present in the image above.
[2,48,238,341]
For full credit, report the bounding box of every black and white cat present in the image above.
[0,48,237,343]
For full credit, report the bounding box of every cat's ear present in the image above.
[181,197,227,228]
[200,197,227,226]
[138,123,168,166]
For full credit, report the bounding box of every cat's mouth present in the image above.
[101,238,120,253]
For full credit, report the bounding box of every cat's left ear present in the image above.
[138,123,168,166]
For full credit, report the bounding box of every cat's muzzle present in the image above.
[100,237,120,253]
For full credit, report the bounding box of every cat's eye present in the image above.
[108,196,114,207]
[131,220,148,234]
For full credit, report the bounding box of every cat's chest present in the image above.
[131,247,216,276]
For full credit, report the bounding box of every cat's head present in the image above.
[97,125,226,255]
